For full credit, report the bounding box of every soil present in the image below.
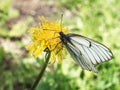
[10,0,61,27]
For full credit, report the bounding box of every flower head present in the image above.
[26,16,69,63]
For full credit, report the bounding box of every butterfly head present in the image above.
[59,31,70,45]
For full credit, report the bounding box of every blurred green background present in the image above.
[0,0,119,90]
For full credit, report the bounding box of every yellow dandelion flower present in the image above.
[26,16,69,63]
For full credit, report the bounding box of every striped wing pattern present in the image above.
[63,34,113,72]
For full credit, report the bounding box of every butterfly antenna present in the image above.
[60,14,63,32]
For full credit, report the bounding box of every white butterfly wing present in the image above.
[64,34,113,72]
[66,42,98,72]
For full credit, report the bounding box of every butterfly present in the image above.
[59,31,113,72]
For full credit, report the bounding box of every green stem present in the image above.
[31,51,51,90]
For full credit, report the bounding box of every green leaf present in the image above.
[0,46,5,62]
[9,17,33,37]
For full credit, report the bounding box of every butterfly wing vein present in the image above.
[64,35,113,72]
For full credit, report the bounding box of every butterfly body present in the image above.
[59,32,113,72]
[59,32,71,45]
